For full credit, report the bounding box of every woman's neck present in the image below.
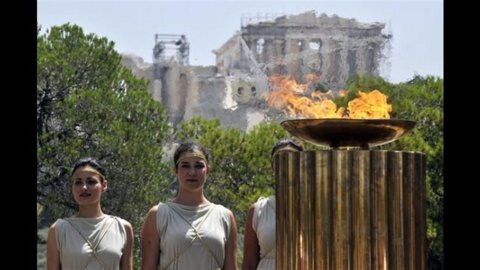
[173,192,209,206]
[76,205,104,218]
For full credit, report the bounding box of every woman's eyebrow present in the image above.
[179,162,192,166]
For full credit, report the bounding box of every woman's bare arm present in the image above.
[223,210,238,270]
[120,221,134,270]
[46,223,61,270]
[242,204,260,270]
[140,206,161,270]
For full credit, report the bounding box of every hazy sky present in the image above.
[38,0,443,83]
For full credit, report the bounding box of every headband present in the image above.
[274,145,300,155]
[75,166,106,180]
[272,145,301,160]
[176,151,207,165]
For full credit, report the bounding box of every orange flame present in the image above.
[347,90,392,119]
[266,75,391,119]
[267,74,345,118]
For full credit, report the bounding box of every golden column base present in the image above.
[275,150,426,270]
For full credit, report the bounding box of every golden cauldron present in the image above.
[280,118,416,149]
[275,118,426,270]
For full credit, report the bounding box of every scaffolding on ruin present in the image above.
[240,12,287,27]
[153,34,190,65]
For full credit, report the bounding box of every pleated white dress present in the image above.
[54,215,127,270]
[252,196,276,270]
[155,202,232,270]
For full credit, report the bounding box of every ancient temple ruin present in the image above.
[215,11,390,89]
[121,11,391,131]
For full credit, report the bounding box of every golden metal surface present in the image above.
[275,150,426,270]
[280,119,416,149]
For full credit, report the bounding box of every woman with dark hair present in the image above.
[141,142,238,270]
[242,139,303,270]
[46,157,134,270]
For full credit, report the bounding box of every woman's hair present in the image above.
[173,142,210,169]
[271,139,304,158]
[71,157,107,181]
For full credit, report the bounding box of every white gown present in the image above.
[252,196,276,270]
[54,214,128,270]
[155,202,232,270]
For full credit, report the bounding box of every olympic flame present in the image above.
[266,74,391,119]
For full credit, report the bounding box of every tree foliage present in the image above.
[37,24,172,267]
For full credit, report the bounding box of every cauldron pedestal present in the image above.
[275,150,426,270]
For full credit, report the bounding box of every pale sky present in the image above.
[37,0,443,83]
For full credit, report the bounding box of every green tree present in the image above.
[37,23,172,267]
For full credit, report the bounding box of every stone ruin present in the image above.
[121,11,391,131]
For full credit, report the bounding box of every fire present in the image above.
[347,90,392,119]
[267,74,345,118]
[266,75,391,119]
